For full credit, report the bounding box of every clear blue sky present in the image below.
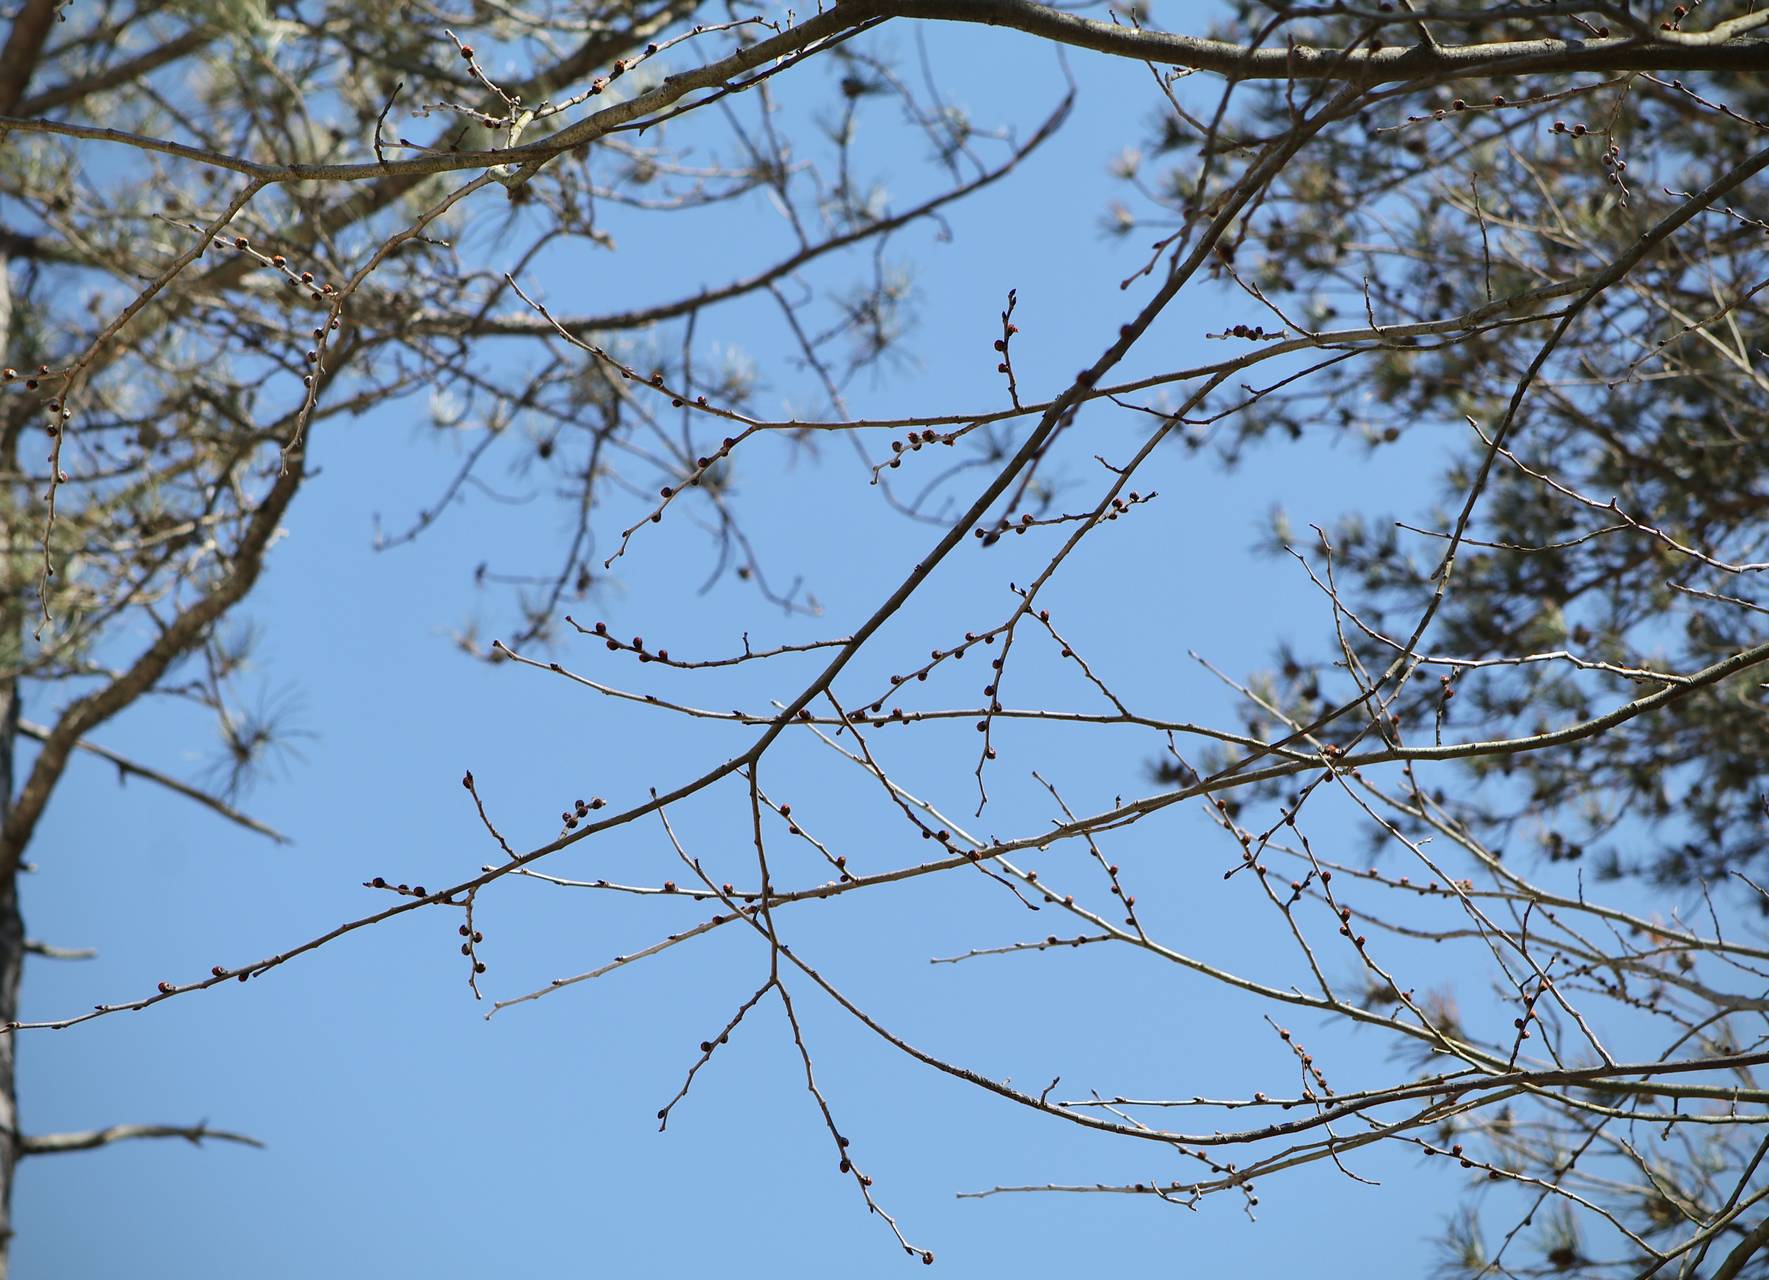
[22,18,1542,1277]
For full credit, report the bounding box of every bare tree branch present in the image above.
[19,1123,263,1157]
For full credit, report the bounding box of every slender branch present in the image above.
[0,349,355,875]
[21,941,93,961]
[15,720,290,846]
[19,1122,264,1156]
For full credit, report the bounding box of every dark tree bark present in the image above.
[0,5,51,1253]
[0,790,20,1278]
[0,255,22,1279]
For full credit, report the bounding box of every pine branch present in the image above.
[16,720,290,846]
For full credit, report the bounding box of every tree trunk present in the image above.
[0,11,57,1252]
[0,727,19,1278]
[0,252,23,1279]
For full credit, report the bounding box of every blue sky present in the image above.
[18,18,1555,1277]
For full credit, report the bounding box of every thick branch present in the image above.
[0,0,57,116]
[14,27,214,117]
[1714,1216,1769,1280]
[0,9,881,190]
[864,0,1769,82]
